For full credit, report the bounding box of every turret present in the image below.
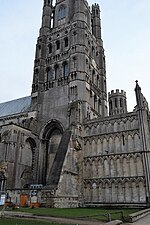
[40,0,53,35]
[108,89,127,116]
[91,3,102,45]
[31,0,53,108]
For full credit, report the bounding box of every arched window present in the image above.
[92,46,94,53]
[109,100,112,110]
[20,138,36,172]
[56,40,60,50]
[98,99,101,114]
[48,43,52,53]
[91,46,95,57]
[115,98,118,107]
[58,5,67,20]
[42,121,63,185]
[54,65,60,79]
[120,98,123,107]
[51,12,54,28]
[97,75,99,87]
[64,37,68,47]
[63,62,68,77]
[0,173,6,192]
[47,67,53,81]
[94,95,97,110]
[73,56,77,68]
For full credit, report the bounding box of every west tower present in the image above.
[31,0,108,190]
[1,0,150,209]
[31,0,107,127]
[32,0,107,188]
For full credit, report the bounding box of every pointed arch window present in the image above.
[109,100,112,110]
[115,98,118,107]
[54,64,60,79]
[120,98,123,107]
[92,46,95,53]
[64,37,68,47]
[56,40,60,50]
[47,67,53,81]
[48,43,52,53]
[122,135,125,146]
[97,75,99,87]
[94,95,97,110]
[58,5,67,20]
[98,99,101,114]
[63,61,68,77]
[0,173,6,192]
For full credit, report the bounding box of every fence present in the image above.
[79,210,124,222]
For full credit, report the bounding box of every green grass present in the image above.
[0,218,70,225]
[1,207,140,221]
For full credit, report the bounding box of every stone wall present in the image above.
[0,124,38,190]
[83,112,147,206]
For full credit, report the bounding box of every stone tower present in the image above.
[108,89,127,116]
[1,0,150,209]
[31,0,108,187]
[31,0,107,121]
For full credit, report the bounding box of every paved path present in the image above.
[2,211,105,225]
[7,210,150,225]
[124,214,150,225]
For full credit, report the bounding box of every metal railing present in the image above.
[79,210,124,222]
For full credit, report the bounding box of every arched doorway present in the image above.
[42,121,63,185]
[25,138,36,172]
[20,138,36,188]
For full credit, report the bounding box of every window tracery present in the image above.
[58,5,67,20]
[54,64,60,79]
[63,61,68,77]
[47,67,53,81]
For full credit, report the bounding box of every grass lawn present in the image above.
[0,218,71,225]
[1,207,140,221]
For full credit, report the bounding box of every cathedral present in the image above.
[0,0,150,208]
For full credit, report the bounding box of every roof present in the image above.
[0,96,31,118]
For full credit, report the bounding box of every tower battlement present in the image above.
[108,89,126,97]
[92,3,100,12]
[92,3,100,8]
[108,89,127,116]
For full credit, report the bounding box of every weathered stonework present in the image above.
[0,0,150,208]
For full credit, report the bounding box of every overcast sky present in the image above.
[0,0,150,112]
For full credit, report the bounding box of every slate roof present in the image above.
[0,96,31,117]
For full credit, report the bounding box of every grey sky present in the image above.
[0,0,150,112]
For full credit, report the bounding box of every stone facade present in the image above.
[0,0,150,208]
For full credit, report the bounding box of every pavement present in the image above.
[1,210,122,225]
[3,210,150,225]
[1,210,104,225]
[123,214,150,225]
